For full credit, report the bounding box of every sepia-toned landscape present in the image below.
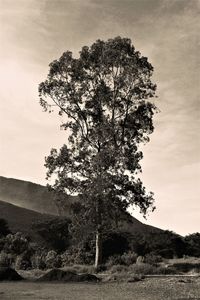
[0,0,199,299]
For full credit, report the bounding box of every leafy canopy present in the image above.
[39,37,157,230]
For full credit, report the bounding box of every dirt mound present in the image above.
[0,267,23,281]
[78,273,100,282]
[37,269,100,282]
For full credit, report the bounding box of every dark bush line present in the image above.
[1,218,200,271]
[170,263,200,273]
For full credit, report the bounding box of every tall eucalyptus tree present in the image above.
[39,37,157,267]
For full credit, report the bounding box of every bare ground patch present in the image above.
[0,277,200,300]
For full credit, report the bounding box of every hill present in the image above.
[0,198,161,242]
[0,176,162,240]
[0,200,55,244]
[0,176,75,216]
[0,176,160,231]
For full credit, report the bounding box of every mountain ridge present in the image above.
[0,175,163,237]
[0,175,74,216]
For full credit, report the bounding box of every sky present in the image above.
[0,0,199,235]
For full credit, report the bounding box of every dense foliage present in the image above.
[185,233,200,257]
[1,219,200,270]
[39,37,157,266]
[32,217,71,252]
[128,231,187,258]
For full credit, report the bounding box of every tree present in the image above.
[39,37,157,268]
[184,233,200,257]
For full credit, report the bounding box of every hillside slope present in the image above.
[0,176,162,237]
[0,176,74,216]
[0,200,55,244]
[0,200,161,244]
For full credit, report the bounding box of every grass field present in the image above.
[0,278,200,300]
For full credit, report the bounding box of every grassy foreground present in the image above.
[1,278,200,300]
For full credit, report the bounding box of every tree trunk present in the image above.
[95,229,102,269]
[95,148,103,269]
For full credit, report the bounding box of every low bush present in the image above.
[45,250,61,269]
[106,251,137,267]
[106,255,123,267]
[121,251,137,265]
[129,263,175,275]
[60,248,94,266]
[31,253,46,270]
[170,262,200,273]
[3,232,30,255]
[156,266,176,275]
[144,253,163,265]
[63,264,96,274]
[15,255,32,270]
[15,249,33,270]
[109,264,128,274]
[129,263,155,275]
[0,251,13,268]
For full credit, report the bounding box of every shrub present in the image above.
[130,263,155,275]
[15,255,32,270]
[121,251,137,265]
[184,233,200,257]
[0,251,12,267]
[63,264,96,274]
[109,264,129,274]
[15,249,33,270]
[61,248,94,266]
[60,250,71,266]
[156,266,176,275]
[95,264,107,273]
[45,250,61,269]
[170,262,200,273]
[155,248,174,259]
[106,251,137,267]
[31,253,46,270]
[129,230,187,258]
[129,263,175,275]
[106,255,123,267]
[60,250,81,266]
[3,232,30,255]
[144,253,163,265]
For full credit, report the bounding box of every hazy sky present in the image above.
[0,0,199,235]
